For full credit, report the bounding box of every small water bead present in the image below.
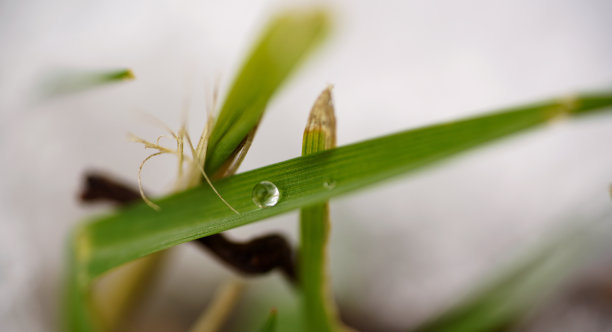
[323,179,336,190]
[252,181,280,208]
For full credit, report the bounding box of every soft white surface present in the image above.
[1,0,612,330]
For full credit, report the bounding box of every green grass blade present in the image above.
[205,8,331,174]
[40,68,134,98]
[300,87,343,331]
[258,309,278,332]
[76,93,612,281]
[63,228,101,332]
[412,211,612,332]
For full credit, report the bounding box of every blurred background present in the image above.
[1,0,612,331]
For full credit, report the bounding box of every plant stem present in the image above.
[300,86,344,331]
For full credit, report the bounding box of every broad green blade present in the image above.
[300,87,343,331]
[258,309,278,332]
[75,92,612,281]
[40,68,134,98]
[205,8,331,174]
[412,211,612,332]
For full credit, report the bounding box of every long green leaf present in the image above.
[205,8,331,174]
[74,93,612,282]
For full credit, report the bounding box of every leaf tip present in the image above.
[105,68,135,82]
[304,85,336,152]
[122,69,135,80]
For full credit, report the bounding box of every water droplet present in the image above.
[323,179,336,190]
[252,181,280,208]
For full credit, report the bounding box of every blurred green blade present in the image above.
[40,68,134,98]
[63,236,101,332]
[205,8,331,174]
[412,212,612,332]
[76,93,612,280]
[259,309,278,332]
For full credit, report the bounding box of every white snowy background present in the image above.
[1,0,612,331]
